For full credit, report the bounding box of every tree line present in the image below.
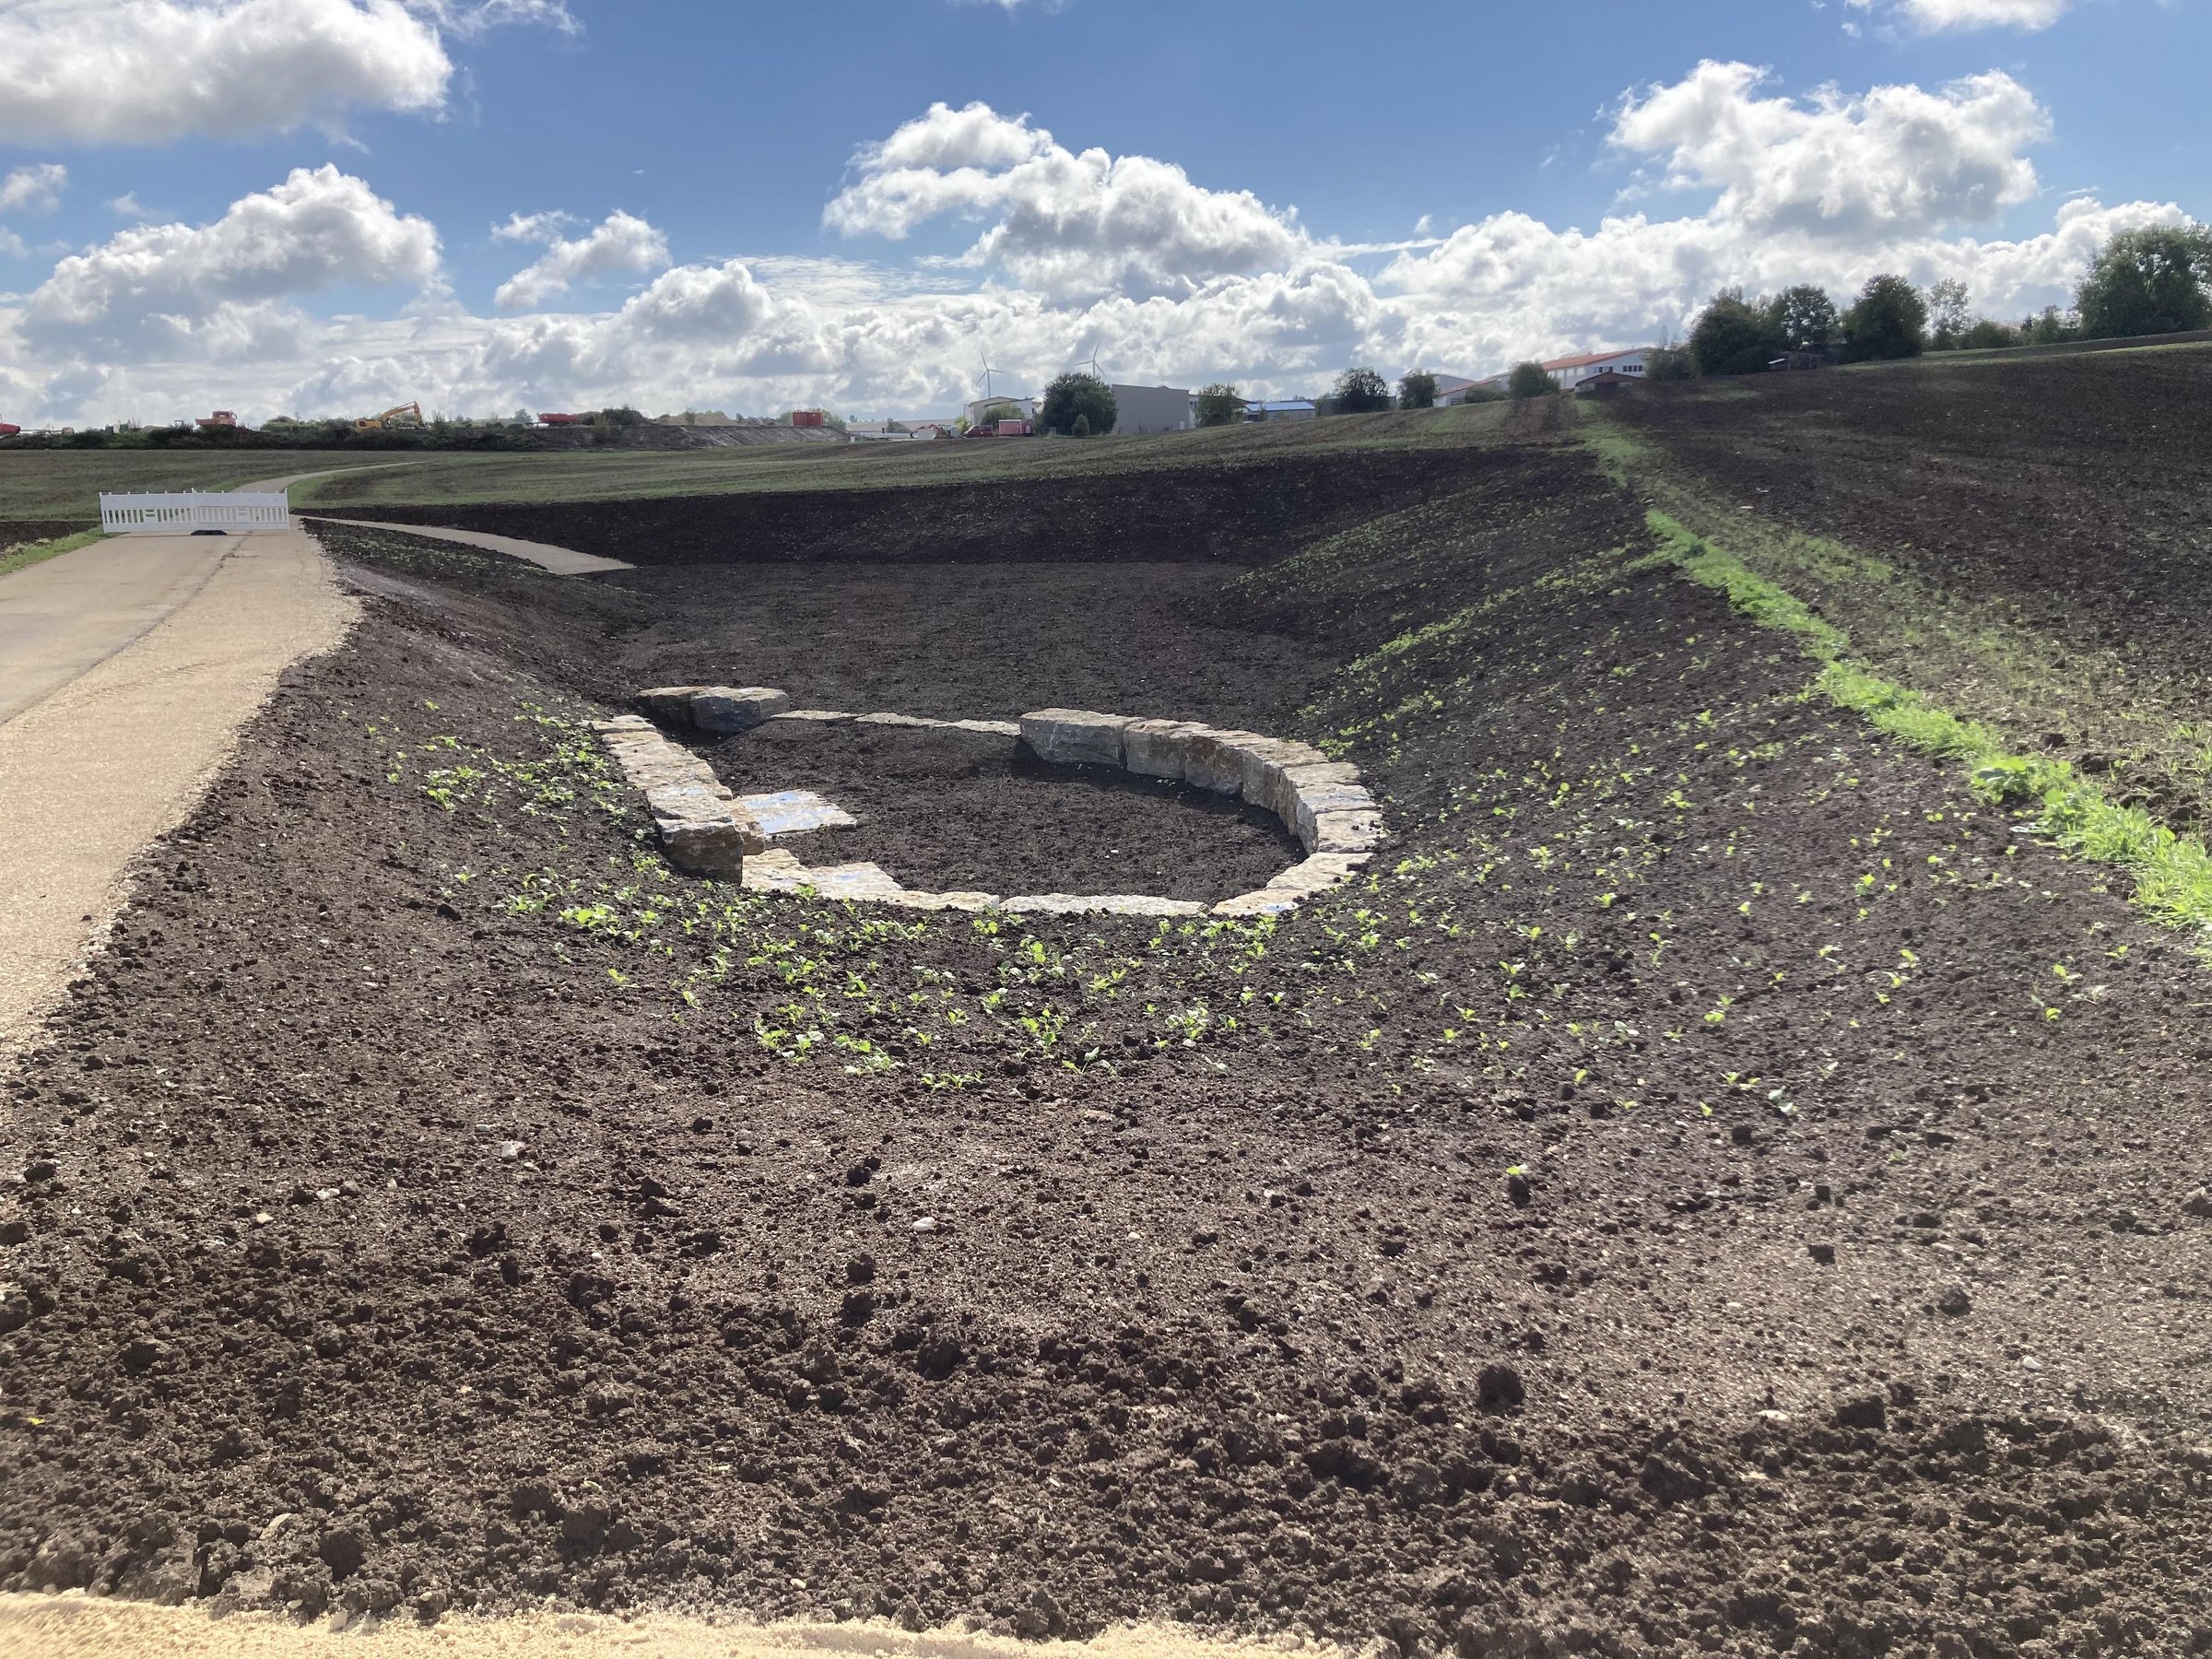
[1672,222,2212,378]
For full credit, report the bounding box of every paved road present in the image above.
[307,515,633,575]
[0,532,233,724]
[0,528,356,1057]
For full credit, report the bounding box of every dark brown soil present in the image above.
[719,721,1301,900]
[1614,348,2212,698]
[3,438,2210,1656]
[323,448,1500,567]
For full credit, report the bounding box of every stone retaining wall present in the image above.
[599,692,1382,919]
[591,715,765,877]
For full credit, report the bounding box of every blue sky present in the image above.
[0,0,2200,423]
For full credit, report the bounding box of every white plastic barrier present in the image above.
[98,492,291,534]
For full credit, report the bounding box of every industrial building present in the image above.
[1107,383,1194,434]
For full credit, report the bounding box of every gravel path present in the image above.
[306,516,633,575]
[0,528,356,1059]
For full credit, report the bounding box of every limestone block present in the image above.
[1003,892,1205,917]
[1122,719,1210,782]
[882,889,1002,912]
[1294,783,1379,848]
[1265,853,1371,897]
[1211,890,1301,918]
[950,719,1022,736]
[737,789,857,837]
[1256,759,1360,825]
[799,863,908,901]
[691,686,793,734]
[857,712,949,728]
[769,709,853,724]
[1309,810,1384,855]
[1019,709,1131,768]
[1236,741,1336,818]
[635,686,712,724]
[592,714,654,735]
[655,817,748,879]
[1182,729,1269,794]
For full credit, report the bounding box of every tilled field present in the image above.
[2,442,2210,1656]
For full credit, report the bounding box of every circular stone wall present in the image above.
[721,719,1300,900]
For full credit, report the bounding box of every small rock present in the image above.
[1807,1242,1836,1265]
[2183,1189,2212,1220]
[1936,1283,1973,1316]
[910,1216,938,1233]
[845,1253,876,1286]
[493,1141,523,1162]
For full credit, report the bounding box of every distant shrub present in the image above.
[1195,383,1246,427]
[1506,362,1556,400]
[1459,382,1508,404]
[1397,370,1437,409]
[1643,346,1698,382]
[1959,318,2021,350]
[1070,413,1090,438]
[1041,371,1116,436]
[1841,275,1928,361]
[1691,290,1781,376]
[1332,366,1393,414]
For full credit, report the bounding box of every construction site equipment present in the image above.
[354,402,424,431]
[194,410,239,429]
[0,423,19,437]
[538,411,594,426]
[789,410,825,429]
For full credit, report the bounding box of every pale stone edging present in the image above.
[600,690,1383,919]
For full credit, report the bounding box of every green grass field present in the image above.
[0,402,1535,519]
[0,449,359,524]
[290,401,1526,509]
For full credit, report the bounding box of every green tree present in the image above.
[1398,369,1438,409]
[1691,289,1781,375]
[1459,382,1508,403]
[1841,274,1928,361]
[1070,413,1090,438]
[1768,284,1838,351]
[1040,371,1117,436]
[1644,345,1698,381]
[2026,305,2074,346]
[1332,366,1393,413]
[1960,318,2020,350]
[2076,224,2212,338]
[1195,383,1246,426]
[1925,278,1972,348]
[1506,361,1556,400]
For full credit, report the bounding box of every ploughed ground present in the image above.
[2,437,2209,1659]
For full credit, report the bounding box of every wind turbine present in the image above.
[977,351,999,402]
[1079,342,1107,381]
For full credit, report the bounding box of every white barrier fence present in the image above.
[98,492,290,534]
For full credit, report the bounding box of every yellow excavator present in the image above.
[354,401,424,431]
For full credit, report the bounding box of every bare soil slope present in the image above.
[1,441,2208,1658]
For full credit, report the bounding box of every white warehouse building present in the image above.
[1109,383,1194,434]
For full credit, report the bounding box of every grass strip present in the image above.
[0,528,105,580]
[1646,509,2212,949]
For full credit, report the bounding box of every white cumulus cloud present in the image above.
[0,64,2191,430]
[0,164,69,216]
[825,100,1307,300]
[492,210,668,311]
[0,0,571,147]
[1875,0,2073,29]
[1610,61,2046,238]
[22,164,440,355]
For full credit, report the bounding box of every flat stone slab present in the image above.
[635,685,712,722]
[737,789,857,837]
[1310,809,1385,854]
[1019,708,1130,768]
[856,711,948,728]
[767,709,854,724]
